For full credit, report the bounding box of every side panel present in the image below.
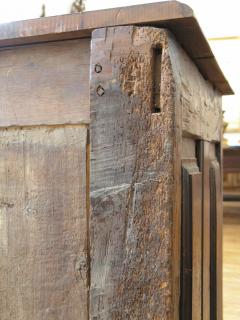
[168,27,223,319]
[168,32,222,142]
[90,26,176,319]
[0,39,90,319]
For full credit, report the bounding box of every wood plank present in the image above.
[171,52,183,320]
[168,33,222,142]
[0,2,193,46]
[0,125,88,319]
[198,141,211,320]
[210,158,223,320]
[181,159,202,320]
[90,26,177,319]
[192,173,202,320]
[0,1,233,95]
[181,164,193,320]
[0,39,90,127]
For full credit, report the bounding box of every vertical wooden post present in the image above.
[210,146,223,320]
[199,141,211,320]
[90,26,177,319]
[181,140,203,320]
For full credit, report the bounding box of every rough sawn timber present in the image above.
[0,125,89,320]
[168,34,222,142]
[0,39,90,127]
[90,26,178,320]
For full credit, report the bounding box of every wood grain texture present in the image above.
[0,1,191,46]
[210,153,223,320]
[171,24,224,315]
[0,16,224,319]
[198,141,211,320]
[181,139,223,320]
[181,157,202,320]
[192,172,202,320]
[0,125,88,320]
[0,2,232,95]
[90,26,177,319]
[168,33,223,142]
[0,39,90,127]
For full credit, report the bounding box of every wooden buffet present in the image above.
[0,1,233,319]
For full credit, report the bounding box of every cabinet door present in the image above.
[199,141,222,320]
[181,140,222,320]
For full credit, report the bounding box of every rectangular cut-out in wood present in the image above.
[0,1,231,319]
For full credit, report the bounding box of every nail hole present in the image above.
[95,63,102,73]
[96,85,105,96]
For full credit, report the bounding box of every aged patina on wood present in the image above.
[0,1,232,319]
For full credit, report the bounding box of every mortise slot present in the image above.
[152,47,162,113]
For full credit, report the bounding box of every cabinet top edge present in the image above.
[0,1,233,95]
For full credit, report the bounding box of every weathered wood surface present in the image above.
[181,140,203,320]
[0,126,89,320]
[0,2,232,95]
[0,19,225,320]
[210,146,223,320]
[169,25,223,317]
[191,170,202,320]
[198,141,211,320]
[0,0,191,47]
[90,26,177,319]
[168,32,222,142]
[181,138,222,320]
[0,39,90,127]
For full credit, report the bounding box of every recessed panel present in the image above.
[0,125,88,320]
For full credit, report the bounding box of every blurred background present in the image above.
[0,0,239,319]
